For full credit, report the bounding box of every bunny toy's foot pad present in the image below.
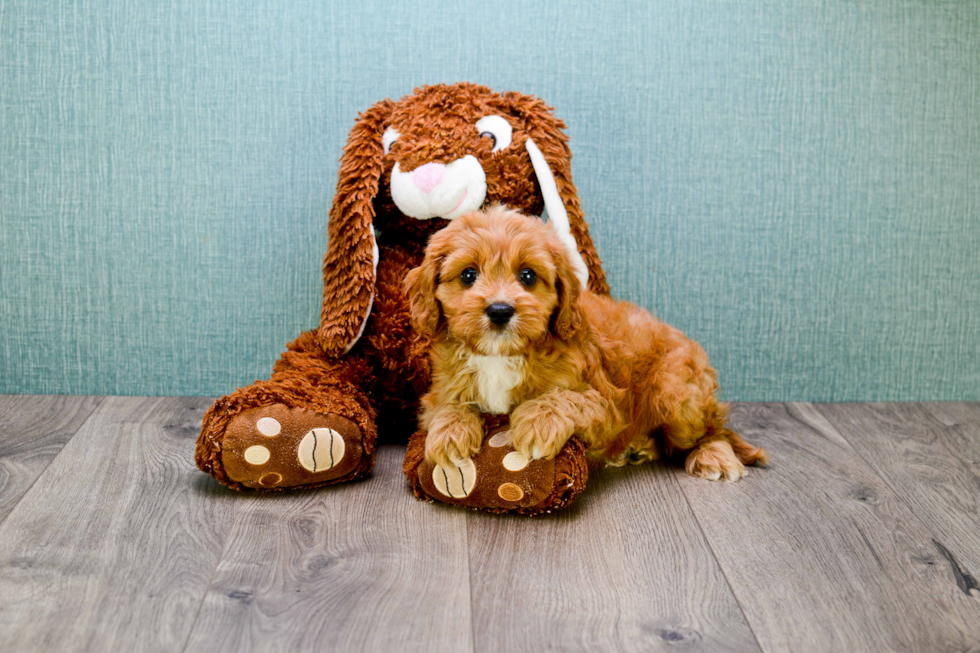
[221,404,364,489]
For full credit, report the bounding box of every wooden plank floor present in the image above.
[0,397,978,652]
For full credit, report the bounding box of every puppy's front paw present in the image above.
[685,440,746,482]
[424,419,483,470]
[509,406,575,461]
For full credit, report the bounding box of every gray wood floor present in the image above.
[0,397,978,652]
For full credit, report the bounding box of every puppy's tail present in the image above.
[722,429,768,467]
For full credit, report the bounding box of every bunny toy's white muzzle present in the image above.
[390,156,487,220]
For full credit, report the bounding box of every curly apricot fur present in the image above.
[406,207,768,479]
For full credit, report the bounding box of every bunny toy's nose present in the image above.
[412,162,445,194]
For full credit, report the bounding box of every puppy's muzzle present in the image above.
[486,303,515,326]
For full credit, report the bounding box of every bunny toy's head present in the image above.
[318,83,608,356]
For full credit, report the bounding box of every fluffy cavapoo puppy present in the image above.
[403,206,767,481]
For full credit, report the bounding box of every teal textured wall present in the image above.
[1,1,978,401]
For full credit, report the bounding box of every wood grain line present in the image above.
[0,395,104,526]
[467,460,760,653]
[0,396,240,652]
[676,402,980,652]
[668,468,769,653]
[3,399,979,652]
[816,402,980,602]
[182,444,473,653]
[934,540,980,598]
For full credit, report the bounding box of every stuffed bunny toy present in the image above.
[195,83,608,495]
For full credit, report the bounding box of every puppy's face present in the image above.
[405,207,582,355]
[437,231,557,356]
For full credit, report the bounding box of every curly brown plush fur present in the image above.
[195,83,609,491]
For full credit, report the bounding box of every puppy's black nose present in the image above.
[486,303,515,325]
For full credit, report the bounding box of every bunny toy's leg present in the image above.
[195,331,379,490]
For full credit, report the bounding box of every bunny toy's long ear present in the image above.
[317,99,394,356]
[503,92,610,296]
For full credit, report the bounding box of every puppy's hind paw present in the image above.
[685,440,746,482]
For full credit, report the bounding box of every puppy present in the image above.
[404,206,767,481]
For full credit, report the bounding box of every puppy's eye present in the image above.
[460,268,479,286]
[519,268,537,286]
[474,115,512,153]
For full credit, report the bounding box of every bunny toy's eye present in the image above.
[474,115,512,153]
[460,268,479,286]
[383,127,399,155]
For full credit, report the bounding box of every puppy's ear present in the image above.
[403,230,449,338]
[318,98,394,356]
[550,239,584,340]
